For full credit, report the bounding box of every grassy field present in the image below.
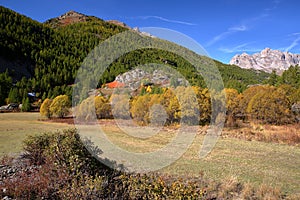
[0,113,299,194]
[100,125,300,194]
[0,113,73,156]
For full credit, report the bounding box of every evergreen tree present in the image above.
[280,65,300,88]
[8,88,20,103]
[266,70,279,86]
[0,70,12,105]
[21,97,31,112]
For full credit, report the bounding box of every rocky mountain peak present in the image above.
[261,47,271,55]
[46,10,132,30]
[45,10,88,27]
[230,48,300,73]
[59,10,86,19]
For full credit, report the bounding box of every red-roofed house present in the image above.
[106,81,125,88]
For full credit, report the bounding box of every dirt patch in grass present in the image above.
[39,116,76,125]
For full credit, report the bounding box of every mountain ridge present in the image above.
[230,48,300,73]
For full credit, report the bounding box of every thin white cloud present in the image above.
[207,0,280,47]
[264,0,280,11]
[219,43,262,53]
[252,0,280,20]
[228,25,248,31]
[291,32,300,36]
[219,43,249,53]
[285,35,300,52]
[247,13,269,23]
[135,15,196,26]
[206,25,248,46]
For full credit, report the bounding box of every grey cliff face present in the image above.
[229,48,300,73]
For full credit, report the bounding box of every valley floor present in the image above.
[0,113,299,194]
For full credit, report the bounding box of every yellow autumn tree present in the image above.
[161,88,180,124]
[110,94,130,120]
[174,86,199,125]
[130,95,150,124]
[94,96,111,119]
[40,98,53,118]
[77,96,95,120]
[193,86,211,124]
[239,85,268,121]
[224,88,239,126]
[244,85,292,124]
[49,95,71,118]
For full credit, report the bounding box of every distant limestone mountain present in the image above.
[229,48,300,73]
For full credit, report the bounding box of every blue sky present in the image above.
[1,0,300,63]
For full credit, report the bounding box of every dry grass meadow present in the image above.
[0,113,299,194]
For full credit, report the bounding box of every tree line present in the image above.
[41,81,300,125]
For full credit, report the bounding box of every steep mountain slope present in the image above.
[0,6,270,104]
[0,6,127,100]
[0,6,52,79]
[230,48,300,73]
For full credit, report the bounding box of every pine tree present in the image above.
[8,88,20,104]
[21,97,31,112]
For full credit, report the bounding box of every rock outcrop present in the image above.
[113,68,187,90]
[106,20,129,28]
[115,68,170,90]
[45,11,88,27]
[229,48,300,73]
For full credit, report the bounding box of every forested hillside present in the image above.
[0,6,126,105]
[0,6,270,105]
